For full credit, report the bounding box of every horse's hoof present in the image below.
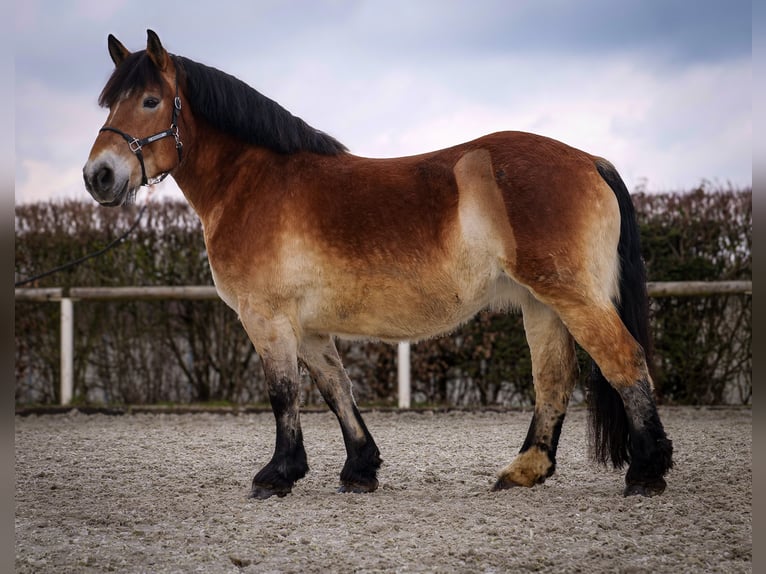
[337,480,378,494]
[624,478,666,497]
[491,477,523,492]
[249,484,291,500]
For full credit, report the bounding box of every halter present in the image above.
[99,74,184,186]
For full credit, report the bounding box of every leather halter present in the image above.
[99,74,183,186]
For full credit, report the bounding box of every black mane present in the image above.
[99,51,347,156]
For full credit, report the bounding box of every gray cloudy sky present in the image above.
[15,0,752,204]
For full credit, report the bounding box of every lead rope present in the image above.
[14,187,157,288]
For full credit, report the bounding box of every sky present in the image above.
[14,0,752,205]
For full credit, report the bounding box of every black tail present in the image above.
[589,159,652,468]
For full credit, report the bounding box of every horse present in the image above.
[83,30,673,499]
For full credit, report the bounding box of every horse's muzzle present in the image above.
[83,156,131,206]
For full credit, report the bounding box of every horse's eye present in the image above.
[143,97,160,109]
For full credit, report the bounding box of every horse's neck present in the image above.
[171,123,270,218]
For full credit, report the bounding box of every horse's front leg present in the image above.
[299,334,382,493]
[240,311,308,499]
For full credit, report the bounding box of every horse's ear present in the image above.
[107,34,131,67]
[146,29,169,71]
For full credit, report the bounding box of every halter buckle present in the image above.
[128,138,142,153]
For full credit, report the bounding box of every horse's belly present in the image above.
[300,264,524,342]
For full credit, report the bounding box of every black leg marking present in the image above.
[493,410,566,491]
[522,411,565,478]
[337,404,382,493]
[316,379,381,493]
[620,380,673,497]
[249,375,309,500]
[519,410,566,478]
[300,339,382,494]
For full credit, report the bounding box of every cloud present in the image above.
[73,0,130,22]
[607,58,752,189]
[16,159,84,204]
[15,80,106,204]
[271,50,750,191]
[14,0,752,205]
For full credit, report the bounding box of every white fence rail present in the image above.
[15,281,752,407]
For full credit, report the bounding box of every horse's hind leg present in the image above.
[555,302,673,496]
[240,310,309,499]
[299,334,382,493]
[494,296,578,490]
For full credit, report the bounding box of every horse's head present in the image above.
[83,30,183,206]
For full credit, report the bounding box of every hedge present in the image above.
[15,185,751,406]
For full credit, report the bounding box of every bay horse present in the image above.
[83,30,672,498]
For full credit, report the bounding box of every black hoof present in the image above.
[249,455,307,500]
[624,477,666,497]
[338,480,378,494]
[491,477,523,492]
[249,484,291,500]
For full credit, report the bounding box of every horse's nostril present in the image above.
[96,166,114,192]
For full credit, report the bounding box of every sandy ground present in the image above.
[15,407,751,573]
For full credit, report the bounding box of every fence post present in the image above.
[60,298,74,406]
[397,341,411,409]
